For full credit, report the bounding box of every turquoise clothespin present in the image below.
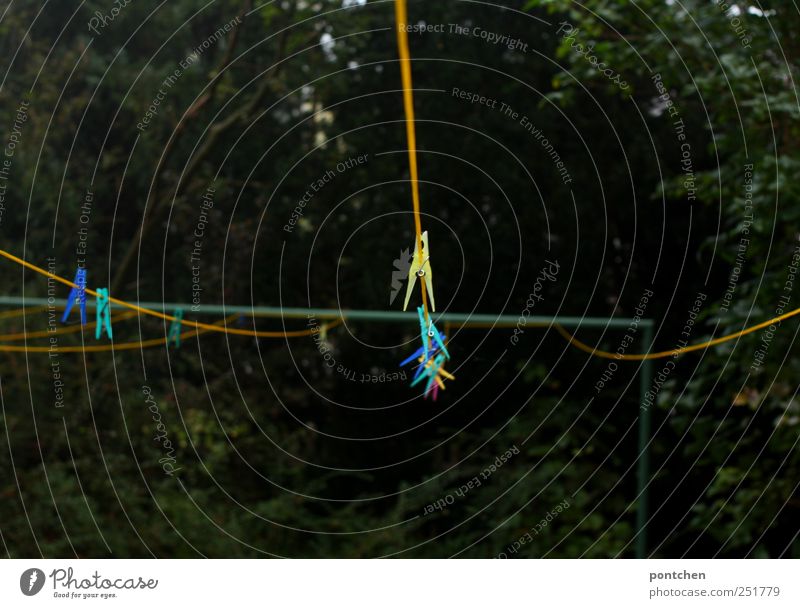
[62,267,87,325]
[428,320,450,360]
[167,308,184,348]
[424,354,447,394]
[95,288,112,339]
[416,306,449,360]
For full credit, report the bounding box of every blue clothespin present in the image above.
[410,354,440,389]
[167,308,183,348]
[413,357,431,382]
[410,352,453,396]
[400,345,425,367]
[95,288,112,339]
[61,267,87,325]
[400,345,432,383]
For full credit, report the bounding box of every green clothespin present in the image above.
[168,308,184,348]
[95,288,112,339]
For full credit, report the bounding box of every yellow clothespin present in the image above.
[403,231,436,311]
[425,356,454,388]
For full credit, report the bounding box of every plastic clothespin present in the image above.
[167,308,184,348]
[425,365,445,400]
[403,231,436,311]
[411,353,454,394]
[408,349,432,387]
[417,306,450,360]
[61,267,87,325]
[95,288,112,339]
[410,353,443,389]
[409,364,431,389]
[423,354,447,394]
[427,318,450,360]
[412,352,432,382]
[399,347,429,384]
[400,345,425,367]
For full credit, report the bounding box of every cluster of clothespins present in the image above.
[399,231,454,400]
[62,266,184,347]
[399,307,453,400]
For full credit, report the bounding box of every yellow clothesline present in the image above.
[395,0,431,324]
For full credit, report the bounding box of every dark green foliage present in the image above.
[0,0,797,557]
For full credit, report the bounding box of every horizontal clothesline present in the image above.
[0,249,793,360]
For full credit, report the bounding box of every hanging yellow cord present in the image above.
[0,248,343,339]
[0,313,239,352]
[441,315,800,361]
[553,307,800,361]
[395,0,430,324]
[0,305,48,320]
[0,321,338,352]
[0,311,339,352]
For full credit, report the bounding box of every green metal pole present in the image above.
[0,296,642,328]
[2,297,658,553]
[636,323,654,559]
